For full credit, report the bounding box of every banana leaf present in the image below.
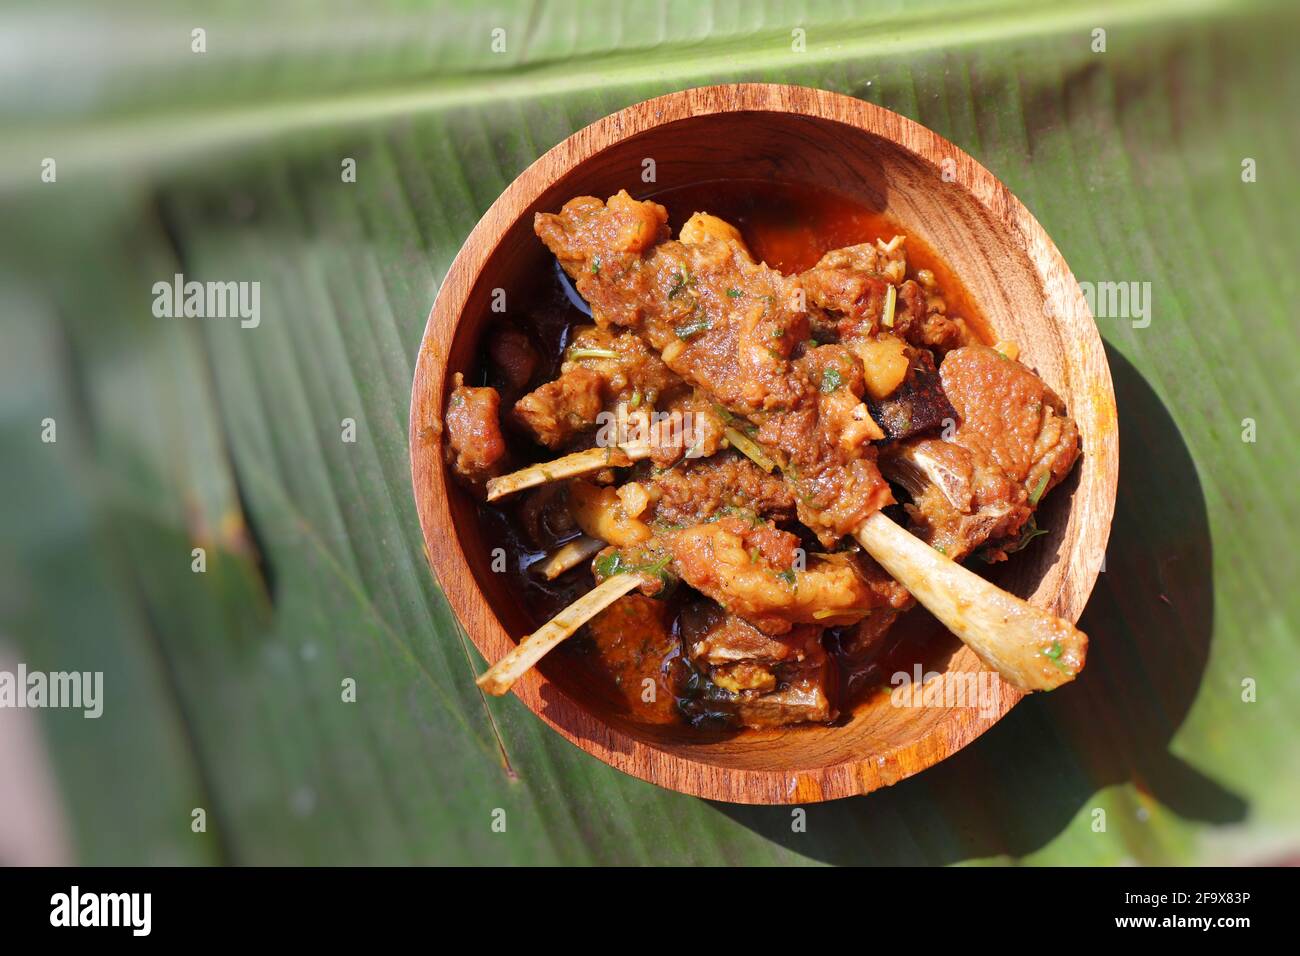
[1,0,1297,865]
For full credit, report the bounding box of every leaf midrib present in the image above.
[0,0,1241,192]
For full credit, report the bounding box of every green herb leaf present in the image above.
[1003,517,1050,554]
[668,269,691,298]
[593,551,624,579]
[1041,640,1073,674]
[674,317,710,340]
[1028,471,1050,505]
[821,366,843,393]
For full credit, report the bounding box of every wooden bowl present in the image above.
[409,84,1118,804]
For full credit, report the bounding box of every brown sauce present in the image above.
[476,180,990,731]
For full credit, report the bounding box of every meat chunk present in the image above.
[795,344,884,451]
[894,278,969,353]
[566,325,684,406]
[731,670,835,728]
[666,516,901,634]
[512,326,684,449]
[801,240,905,339]
[941,346,1079,487]
[540,196,808,415]
[644,390,727,467]
[644,450,797,527]
[679,604,835,728]
[443,372,507,487]
[512,366,603,449]
[690,612,811,666]
[536,190,670,269]
[536,193,895,545]
[800,237,975,353]
[883,345,1081,561]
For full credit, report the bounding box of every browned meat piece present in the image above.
[800,238,973,353]
[750,400,892,546]
[512,325,685,449]
[512,366,604,448]
[942,346,1079,487]
[488,327,539,393]
[566,325,684,405]
[644,390,727,467]
[801,241,903,339]
[539,193,807,415]
[443,372,507,487]
[689,611,812,665]
[536,192,894,546]
[643,450,797,527]
[538,190,670,267]
[883,345,1081,561]
[794,344,882,450]
[679,604,835,727]
[580,594,680,724]
[731,668,835,728]
[838,606,907,661]
[886,437,1025,561]
[891,278,965,352]
[666,516,901,634]
[679,211,752,254]
[567,452,795,549]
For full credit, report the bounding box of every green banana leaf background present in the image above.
[2,0,1297,865]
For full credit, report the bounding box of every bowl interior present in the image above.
[436,105,1099,783]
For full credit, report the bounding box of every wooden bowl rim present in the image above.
[408,83,1118,804]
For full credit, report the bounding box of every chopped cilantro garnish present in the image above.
[821,367,843,393]
[1028,471,1050,505]
[592,551,624,579]
[1041,640,1073,673]
[674,317,710,340]
[1003,516,1049,554]
[594,549,674,592]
